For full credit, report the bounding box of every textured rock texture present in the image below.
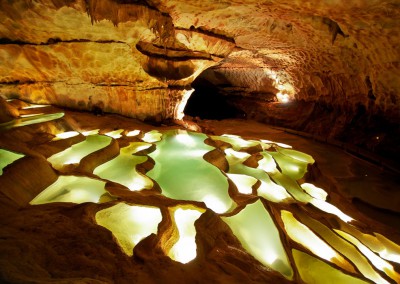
[0,0,399,153]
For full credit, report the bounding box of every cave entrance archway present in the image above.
[184,73,244,120]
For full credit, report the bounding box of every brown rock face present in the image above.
[0,1,399,151]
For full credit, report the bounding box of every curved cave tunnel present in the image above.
[0,1,400,283]
[184,76,245,120]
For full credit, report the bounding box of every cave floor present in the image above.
[195,118,400,232]
[0,101,399,283]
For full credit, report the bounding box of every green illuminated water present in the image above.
[48,134,112,170]
[0,149,24,175]
[222,200,293,279]
[0,112,64,130]
[30,175,112,204]
[147,130,234,213]
[94,142,153,191]
[293,250,368,284]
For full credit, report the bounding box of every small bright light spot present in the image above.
[257,181,292,203]
[20,113,44,118]
[175,131,196,147]
[227,173,257,194]
[301,183,328,201]
[126,130,141,137]
[52,131,80,141]
[257,152,277,172]
[276,92,290,103]
[224,148,251,165]
[96,203,162,256]
[64,156,81,165]
[203,195,229,214]
[310,199,353,223]
[82,129,100,136]
[126,176,152,191]
[21,104,49,109]
[168,208,203,263]
[261,139,292,149]
[375,233,400,264]
[142,130,162,143]
[105,129,124,139]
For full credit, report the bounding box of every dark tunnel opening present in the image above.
[184,77,245,120]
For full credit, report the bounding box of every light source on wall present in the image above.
[276,92,290,103]
[174,89,195,120]
[263,68,295,103]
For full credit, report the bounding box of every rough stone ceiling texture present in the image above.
[0,0,399,126]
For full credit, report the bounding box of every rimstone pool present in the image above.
[0,101,399,283]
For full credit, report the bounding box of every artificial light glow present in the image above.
[257,181,292,203]
[0,149,24,175]
[20,113,44,118]
[82,129,100,136]
[202,195,230,214]
[375,233,400,263]
[126,130,141,137]
[336,230,400,283]
[48,135,112,170]
[281,211,350,269]
[224,148,251,165]
[95,203,162,256]
[168,208,203,263]
[222,200,293,279]
[104,129,124,139]
[174,89,195,120]
[276,92,290,103]
[257,152,277,172]
[52,131,80,141]
[175,131,196,147]
[21,104,49,109]
[30,175,110,204]
[227,173,257,194]
[310,199,353,223]
[142,130,162,143]
[261,139,292,149]
[301,183,328,201]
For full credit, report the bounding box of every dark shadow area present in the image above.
[184,77,244,120]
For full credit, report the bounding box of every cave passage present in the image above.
[184,77,244,120]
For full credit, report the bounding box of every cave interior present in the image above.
[0,0,400,283]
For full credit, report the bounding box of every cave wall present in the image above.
[0,0,235,122]
[0,0,399,152]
